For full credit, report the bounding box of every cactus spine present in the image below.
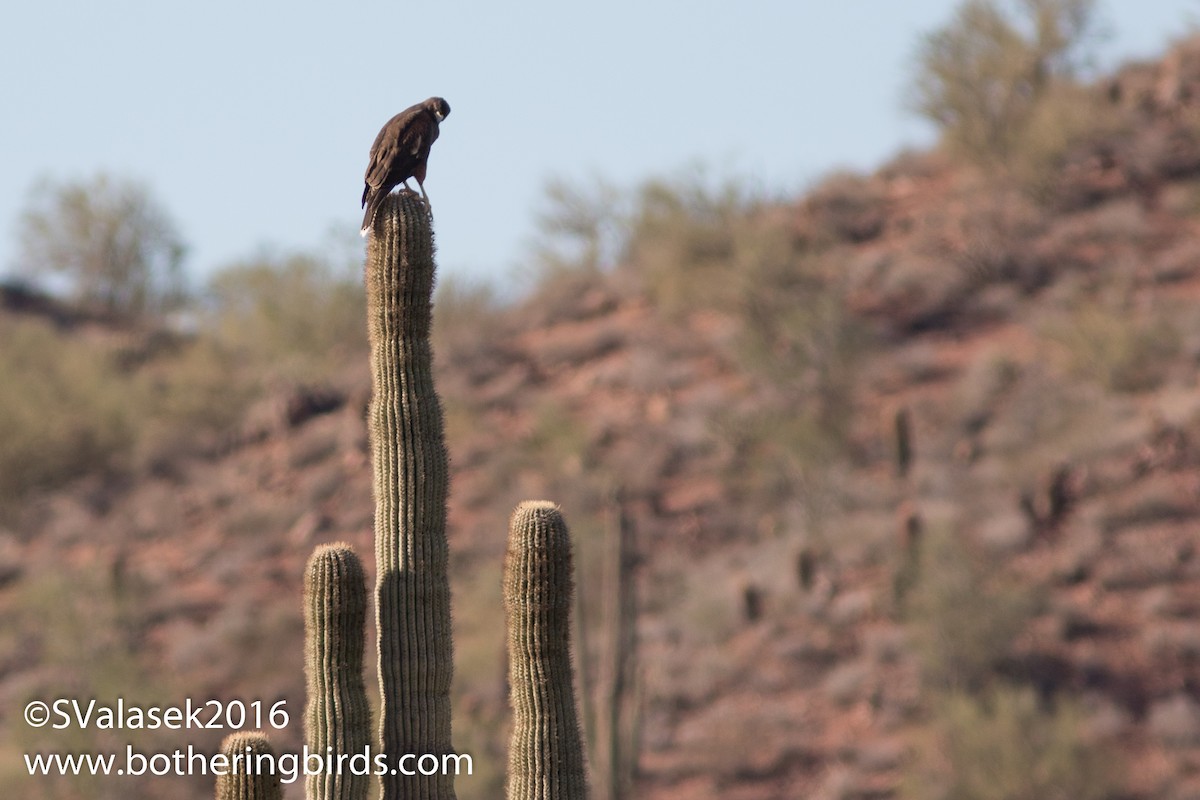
[215,731,282,800]
[304,544,371,800]
[504,501,588,800]
[366,191,456,799]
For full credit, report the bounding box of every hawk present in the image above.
[360,96,451,235]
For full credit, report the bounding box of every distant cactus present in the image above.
[893,405,913,479]
[576,488,642,800]
[1019,462,1076,540]
[741,582,764,622]
[304,544,371,800]
[504,501,588,800]
[899,502,924,553]
[215,731,282,800]
[797,545,818,591]
[366,191,456,799]
[892,503,924,615]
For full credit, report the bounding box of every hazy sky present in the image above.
[1,1,1195,287]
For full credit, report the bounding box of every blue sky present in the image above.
[1,1,1195,287]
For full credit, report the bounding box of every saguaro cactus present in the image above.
[304,544,371,800]
[366,191,456,799]
[215,731,282,800]
[893,405,913,479]
[504,501,588,800]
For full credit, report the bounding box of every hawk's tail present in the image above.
[360,195,377,237]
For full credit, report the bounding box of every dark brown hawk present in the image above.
[360,96,451,235]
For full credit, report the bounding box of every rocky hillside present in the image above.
[7,36,1200,800]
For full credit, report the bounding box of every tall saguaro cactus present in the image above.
[504,501,589,800]
[304,544,371,800]
[366,191,456,799]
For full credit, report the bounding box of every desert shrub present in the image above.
[497,172,874,536]
[127,335,258,460]
[952,349,1021,437]
[978,358,1138,498]
[15,173,188,319]
[720,253,870,529]
[614,175,875,531]
[531,176,626,275]
[0,244,372,516]
[1043,295,1181,393]
[522,397,592,474]
[718,403,847,530]
[623,175,871,449]
[134,248,370,467]
[801,170,888,244]
[432,275,502,353]
[906,527,1039,694]
[2,566,176,799]
[205,250,367,382]
[910,0,1102,166]
[904,685,1115,800]
[735,249,868,415]
[867,184,1047,332]
[0,318,136,513]
[938,185,1044,284]
[624,172,762,315]
[1014,82,1132,203]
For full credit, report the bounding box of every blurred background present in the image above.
[4,1,1200,797]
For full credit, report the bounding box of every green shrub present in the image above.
[910,0,1101,166]
[532,176,625,275]
[905,685,1115,800]
[624,173,760,315]
[906,527,1039,693]
[206,251,367,382]
[3,566,173,799]
[129,337,260,462]
[15,172,188,319]
[0,318,135,513]
[1044,295,1181,393]
[1012,82,1131,203]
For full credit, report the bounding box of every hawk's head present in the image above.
[425,97,451,122]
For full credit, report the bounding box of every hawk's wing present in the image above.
[362,108,437,202]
